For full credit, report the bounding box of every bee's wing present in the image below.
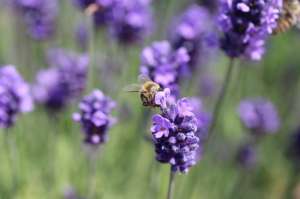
[138,74,152,84]
[123,84,141,92]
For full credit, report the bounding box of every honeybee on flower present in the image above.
[124,75,161,107]
[274,0,300,34]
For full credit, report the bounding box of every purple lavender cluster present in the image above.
[0,66,33,128]
[151,89,210,173]
[33,49,89,110]
[201,0,218,12]
[140,41,190,97]
[13,0,58,40]
[73,0,153,43]
[170,5,214,68]
[236,144,257,169]
[109,0,153,43]
[238,98,280,135]
[218,0,282,60]
[73,90,116,146]
[73,0,115,26]
[73,0,96,9]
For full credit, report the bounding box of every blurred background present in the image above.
[0,0,300,198]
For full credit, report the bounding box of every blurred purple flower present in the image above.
[236,144,257,169]
[109,0,153,43]
[73,0,114,26]
[93,0,115,26]
[13,0,58,40]
[151,95,206,173]
[0,65,33,128]
[140,41,190,97]
[199,74,217,97]
[238,98,280,135]
[218,0,282,60]
[170,5,216,68]
[33,49,89,110]
[73,0,96,9]
[73,0,153,43]
[201,0,218,13]
[73,90,116,146]
[64,186,84,199]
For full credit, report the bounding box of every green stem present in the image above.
[87,14,95,91]
[227,169,248,199]
[206,58,236,142]
[284,166,299,199]
[5,131,18,194]
[167,169,176,199]
[86,147,100,199]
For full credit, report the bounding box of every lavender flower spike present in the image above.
[140,41,190,97]
[73,0,115,27]
[170,5,213,68]
[151,95,201,173]
[109,0,153,43]
[13,0,58,40]
[238,98,280,135]
[0,65,33,128]
[33,49,89,110]
[73,0,96,9]
[236,144,257,169]
[219,0,282,60]
[73,90,116,146]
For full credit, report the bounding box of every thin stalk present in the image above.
[228,170,248,199]
[86,13,96,91]
[86,146,99,199]
[5,130,18,194]
[167,169,176,199]
[206,58,236,141]
[284,166,299,199]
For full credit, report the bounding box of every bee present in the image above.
[124,75,161,107]
[274,0,300,34]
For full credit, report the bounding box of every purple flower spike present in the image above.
[13,0,58,40]
[140,41,190,97]
[170,5,214,68]
[151,115,172,139]
[236,144,257,169]
[33,49,89,110]
[93,0,115,26]
[238,98,280,135]
[0,65,33,128]
[151,97,204,173]
[201,0,218,12]
[109,0,153,43]
[73,90,116,146]
[218,0,282,60]
[73,0,114,27]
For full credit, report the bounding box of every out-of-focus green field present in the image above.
[1,0,300,198]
